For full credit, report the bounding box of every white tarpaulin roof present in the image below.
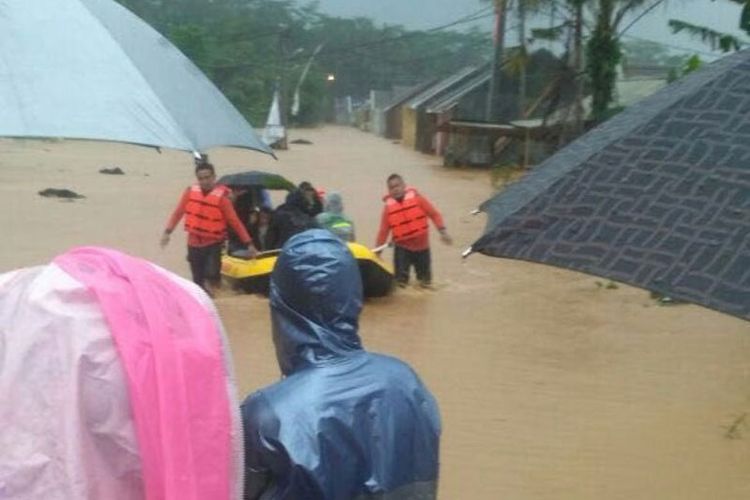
[0,0,272,155]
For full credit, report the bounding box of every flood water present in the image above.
[2,127,749,498]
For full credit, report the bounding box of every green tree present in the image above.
[587,0,621,121]
[532,0,665,123]
[514,0,549,115]
[116,0,490,126]
[586,0,669,121]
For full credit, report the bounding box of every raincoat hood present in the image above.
[241,230,440,499]
[270,229,363,375]
[324,192,344,214]
[0,247,243,500]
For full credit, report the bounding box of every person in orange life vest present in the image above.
[160,162,257,295]
[375,173,452,288]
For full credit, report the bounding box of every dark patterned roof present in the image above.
[472,50,750,320]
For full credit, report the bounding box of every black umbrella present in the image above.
[218,171,296,191]
[468,50,750,321]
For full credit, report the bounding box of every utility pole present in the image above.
[485,0,507,123]
[291,43,325,119]
[518,0,527,118]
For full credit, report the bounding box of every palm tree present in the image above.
[531,0,587,134]
[669,0,750,53]
[533,0,665,124]
[516,0,550,116]
[518,0,529,116]
[587,0,620,120]
[571,0,586,133]
[483,0,548,120]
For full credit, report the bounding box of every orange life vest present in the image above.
[384,188,428,242]
[184,184,229,239]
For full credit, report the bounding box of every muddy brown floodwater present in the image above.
[2,127,749,499]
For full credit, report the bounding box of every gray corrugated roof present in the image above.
[473,49,750,320]
[426,72,490,114]
[380,81,438,113]
[407,66,482,110]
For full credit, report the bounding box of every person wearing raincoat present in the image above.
[240,229,441,500]
[316,192,356,242]
[0,247,244,500]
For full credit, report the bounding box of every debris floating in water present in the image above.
[38,188,85,199]
[290,138,313,145]
[649,291,685,306]
[99,167,125,175]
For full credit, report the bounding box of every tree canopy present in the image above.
[116,0,492,126]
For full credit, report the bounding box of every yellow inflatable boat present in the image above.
[221,242,394,297]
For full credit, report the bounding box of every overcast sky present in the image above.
[299,0,748,61]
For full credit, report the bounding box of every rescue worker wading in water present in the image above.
[376,173,452,288]
[161,161,257,296]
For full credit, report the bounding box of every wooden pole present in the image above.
[485,0,507,123]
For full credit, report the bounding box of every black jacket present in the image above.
[266,191,319,249]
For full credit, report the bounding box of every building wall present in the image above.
[333,96,354,125]
[370,89,393,136]
[374,109,387,136]
[435,110,453,156]
[454,81,490,122]
[415,111,437,154]
[444,132,493,166]
[401,107,418,148]
[385,107,403,139]
[434,83,490,160]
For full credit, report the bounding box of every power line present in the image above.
[320,24,506,67]
[208,9,496,71]
[617,0,668,39]
[285,8,495,62]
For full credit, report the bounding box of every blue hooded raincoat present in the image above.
[241,230,441,500]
